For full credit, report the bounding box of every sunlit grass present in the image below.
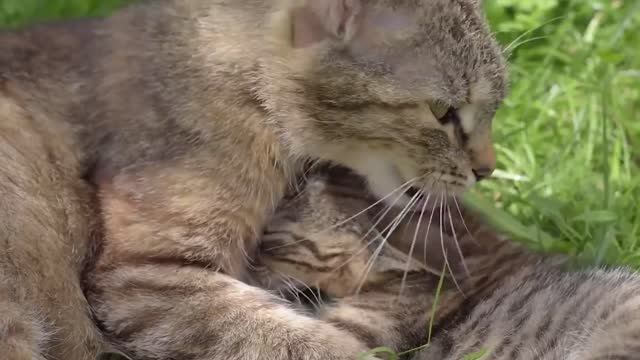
[468,0,640,267]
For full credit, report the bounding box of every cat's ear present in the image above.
[291,0,362,48]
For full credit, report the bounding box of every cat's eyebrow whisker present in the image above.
[355,189,422,296]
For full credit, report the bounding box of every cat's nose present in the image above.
[471,143,496,182]
[472,167,494,182]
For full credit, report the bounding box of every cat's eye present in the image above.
[431,105,469,144]
[430,103,460,127]
[428,102,449,120]
[438,107,459,125]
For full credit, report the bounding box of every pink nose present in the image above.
[471,143,496,181]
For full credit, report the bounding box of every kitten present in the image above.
[0,0,505,358]
[256,169,640,360]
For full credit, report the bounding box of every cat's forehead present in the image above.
[324,0,507,108]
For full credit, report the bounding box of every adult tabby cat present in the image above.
[1,0,505,358]
[256,169,640,360]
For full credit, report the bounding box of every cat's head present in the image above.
[261,0,507,207]
[251,171,431,298]
[249,167,480,299]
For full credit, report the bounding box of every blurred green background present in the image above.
[1,0,639,267]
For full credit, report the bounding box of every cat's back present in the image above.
[0,0,272,171]
[419,267,640,360]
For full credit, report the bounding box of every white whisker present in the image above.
[284,274,323,311]
[400,191,432,296]
[328,177,419,231]
[422,176,442,265]
[328,179,419,274]
[452,196,479,246]
[439,194,464,295]
[264,177,418,252]
[356,189,422,296]
[446,199,470,278]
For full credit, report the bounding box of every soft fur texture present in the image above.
[0,97,101,359]
[255,169,640,360]
[0,0,505,359]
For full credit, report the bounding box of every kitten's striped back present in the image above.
[255,169,640,359]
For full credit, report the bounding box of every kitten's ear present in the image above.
[291,0,362,48]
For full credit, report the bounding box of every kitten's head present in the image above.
[249,168,478,298]
[261,0,506,206]
[251,171,430,298]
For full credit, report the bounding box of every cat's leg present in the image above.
[310,250,465,357]
[87,169,374,360]
[90,264,373,360]
[0,99,102,360]
[256,218,465,357]
[318,281,435,354]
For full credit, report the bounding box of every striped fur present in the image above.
[254,168,640,359]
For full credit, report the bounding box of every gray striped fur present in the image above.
[255,169,640,360]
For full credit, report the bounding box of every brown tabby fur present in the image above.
[252,166,546,357]
[0,0,505,359]
[0,97,102,359]
[257,169,640,360]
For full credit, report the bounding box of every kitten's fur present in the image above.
[0,0,505,358]
[256,169,640,360]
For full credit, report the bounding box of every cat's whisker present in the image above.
[400,191,432,296]
[324,177,419,233]
[284,274,323,311]
[439,193,463,295]
[353,195,421,296]
[289,159,324,202]
[422,175,442,265]
[355,190,422,296]
[327,181,418,274]
[503,16,563,56]
[452,196,479,247]
[446,198,470,278]
[392,169,439,248]
[265,178,419,253]
[278,274,302,305]
[314,286,325,309]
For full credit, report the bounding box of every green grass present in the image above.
[470,0,640,268]
[2,0,639,267]
[0,0,129,26]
